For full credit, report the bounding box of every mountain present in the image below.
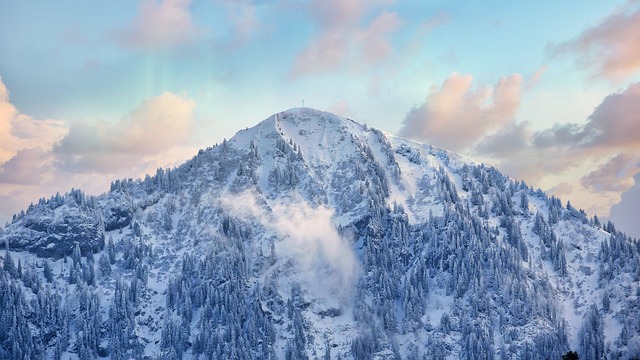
[1,108,639,359]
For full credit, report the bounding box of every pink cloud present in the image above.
[525,66,547,90]
[290,31,351,77]
[547,182,574,198]
[359,11,402,64]
[290,0,402,77]
[530,83,640,151]
[0,77,67,163]
[54,92,196,173]
[0,78,201,224]
[581,154,639,192]
[327,100,355,118]
[479,83,640,183]
[0,148,53,185]
[114,0,199,50]
[550,4,640,81]
[398,73,522,151]
[418,11,450,34]
[585,83,640,149]
[398,74,640,208]
[308,0,382,29]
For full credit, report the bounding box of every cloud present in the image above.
[0,148,53,185]
[399,73,640,221]
[398,73,522,151]
[524,66,547,90]
[358,11,402,64]
[0,77,200,225]
[547,182,574,198]
[609,172,640,239]
[550,3,640,81]
[474,121,531,159]
[113,0,199,50]
[54,92,196,173]
[290,0,402,77]
[532,83,640,151]
[581,83,640,149]
[327,100,355,118]
[418,11,450,34]
[473,82,640,182]
[581,154,639,192]
[226,1,260,46]
[0,77,67,163]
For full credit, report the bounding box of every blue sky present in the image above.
[1,0,639,237]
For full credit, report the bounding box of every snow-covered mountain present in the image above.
[1,108,639,359]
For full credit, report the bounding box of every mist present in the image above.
[220,191,361,305]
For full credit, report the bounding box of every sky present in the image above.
[0,0,639,237]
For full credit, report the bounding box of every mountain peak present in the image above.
[1,108,638,359]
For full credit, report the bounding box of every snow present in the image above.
[1,107,638,359]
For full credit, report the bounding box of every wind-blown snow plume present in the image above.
[220,191,361,304]
[271,202,360,304]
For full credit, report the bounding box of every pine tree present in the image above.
[43,260,54,283]
[99,253,112,277]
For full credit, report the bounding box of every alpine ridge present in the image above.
[1,108,639,359]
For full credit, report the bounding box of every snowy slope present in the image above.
[1,108,639,359]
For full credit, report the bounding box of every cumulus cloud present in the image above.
[399,72,640,223]
[113,0,199,50]
[0,77,67,163]
[531,83,640,151]
[54,92,196,173]
[399,73,522,151]
[550,3,640,81]
[474,82,640,182]
[290,0,402,77]
[0,77,200,224]
[581,154,639,192]
[581,83,640,149]
[610,172,640,239]
[0,148,53,185]
[547,182,574,198]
